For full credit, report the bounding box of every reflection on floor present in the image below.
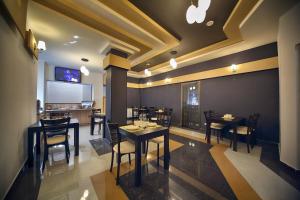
[36,126,300,200]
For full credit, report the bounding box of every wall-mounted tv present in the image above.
[55,67,81,83]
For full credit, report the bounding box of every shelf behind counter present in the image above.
[44,103,94,125]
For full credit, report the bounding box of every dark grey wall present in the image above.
[127,88,141,107]
[140,84,182,126]
[132,69,279,142]
[140,42,278,83]
[200,69,279,142]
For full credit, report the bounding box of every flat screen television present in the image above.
[55,67,81,83]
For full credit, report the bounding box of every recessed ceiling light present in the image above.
[206,20,214,27]
[81,58,89,62]
[73,35,79,39]
[69,41,77,44]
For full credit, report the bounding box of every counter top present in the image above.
[45,108,93,112]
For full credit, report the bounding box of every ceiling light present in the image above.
[73,35,79,39]
[144,69,151,76]
[169,58,177,69]
[37,41,46,51]
[186,0,211,24]
[69,41,77,44]
[80,65,89,76]
[186,4,197,24]
[146,81,152,86]
[206,20,214,26]
[231,64,237,73]
[165,78,171,83]
[80,66,87,73]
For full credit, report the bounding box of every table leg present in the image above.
[27,129,34,167]
[233,127,238,151]
[36,130,41,155]
[90,117,95,135]
[164,130,170,170]
[74,124,79,156]
[142,141,146,154]
[206,122,211,144]
[135,140,142,186]
[102,116,106,139]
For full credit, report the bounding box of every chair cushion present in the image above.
[210,123,224,130]
[47,135,66,145]
[150,136,164,144]
[229,126,249,135]
[151,117,158,121]
[113,141,135,154]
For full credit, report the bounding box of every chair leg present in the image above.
[230,134,233,147]
[128,153,131,165]
[110,150,114,172]
[157,143,159,166]
[116,154,121,185]
[43,146,48,170]
[65,144,69,163]
[217,131,220,144]
[145,140,149,159]
[247,135,250,153]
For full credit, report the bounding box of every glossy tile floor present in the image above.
[36,126,300,200]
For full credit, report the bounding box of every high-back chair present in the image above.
[106,121,135,185]
[92,108,102,134]
[229,113,260,153]
[203,110,225,143]
[145,111,172,166]
[40,117,71,170]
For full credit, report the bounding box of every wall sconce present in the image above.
[37,40,46,51]
[231,64,237,73]
[146,81,152,86]
[165,78,171,83]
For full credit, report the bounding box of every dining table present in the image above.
[119,123,170,187]
[205,115,244,151]
[27,118,80,167]
[90,112,106,137]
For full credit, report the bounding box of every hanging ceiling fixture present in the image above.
[144,69,151,76]
[169,51,178,69]
[186,0,211,24]
[80,65,89,76]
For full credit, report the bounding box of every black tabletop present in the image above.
[119,126,168,141]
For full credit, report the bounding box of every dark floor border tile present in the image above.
[260,142,300,191]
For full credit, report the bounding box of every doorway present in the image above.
[181,81,201,130]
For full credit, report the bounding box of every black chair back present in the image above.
[246,113,260,133]
[203,110,214,122]
[40,117,71,144]
[147,107,156,119]
[106,121,121,146]
[158,110,172,128]
[92,108,101,114]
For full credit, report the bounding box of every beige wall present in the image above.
[0,10,37,199]
[44,64,104,109]
[278,2,300,170]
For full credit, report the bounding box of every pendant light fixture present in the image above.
[186,0,211,24]
[169,51,178,69]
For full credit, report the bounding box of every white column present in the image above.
[278,2,300,170]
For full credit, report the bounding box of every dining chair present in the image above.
[106,121,135,185]
[203,110,225,143]
[145,111,172,166]
[229,113,260,153]
[147,107,157,122]
[92,108,102,134]
[40,117,71,170]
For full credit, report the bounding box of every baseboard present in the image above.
[3,157,28,199]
